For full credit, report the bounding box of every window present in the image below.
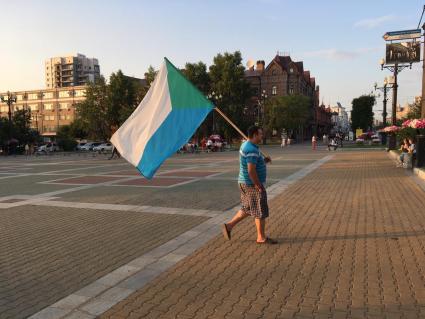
[16,94,24,101]
[44,92,53,99]
[272,86,277,95]
[66,114,72,120]
[59,91,69,98]
[15,105,23,111]
[60,115,66,120]
[0,106,8,112]
[75,90,85,97]
[28,93,38,100]
[44,115,50,121]
[29,104,38,111]
[44,103,53,110]
[289,88,294,94]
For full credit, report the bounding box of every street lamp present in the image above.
[374,77,393,145]
[258,90,268,144]
[0,91,17,141]
[379,57,411,149]
[207,91,222,133]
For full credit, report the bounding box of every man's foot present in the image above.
[256,237,277,245]
[222,224,231,241]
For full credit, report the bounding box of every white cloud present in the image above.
[353,15,396,29]
[301,47,380,61]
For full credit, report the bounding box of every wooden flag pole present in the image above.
[214,107,270,159]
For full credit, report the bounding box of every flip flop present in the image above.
[222,224,231,241]
[257,237,277,245]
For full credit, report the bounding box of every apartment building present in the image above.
[0,86,86,136]
[45,54,100,88]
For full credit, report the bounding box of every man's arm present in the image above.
[248,163,263,191]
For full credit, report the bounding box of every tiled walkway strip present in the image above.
[28,155,333,319]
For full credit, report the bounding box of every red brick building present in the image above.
[244,54,331,139]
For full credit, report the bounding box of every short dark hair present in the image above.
[247,125,262,138]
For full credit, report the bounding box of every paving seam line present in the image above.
[28,155,333,319]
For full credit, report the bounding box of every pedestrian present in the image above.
[222,125,276,244]
[312,135,317,150]
[24,143,30,157]
[109,145,121,160]
[323,134,328,146]
[281,136,287,148]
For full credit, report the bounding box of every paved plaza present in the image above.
[1,147,425,319]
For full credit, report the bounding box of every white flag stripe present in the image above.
[111,62,172,166]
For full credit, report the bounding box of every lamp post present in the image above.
[207,91,222,133]
[1,91,17,141]
[258,90,268,144]
[380,58,411,149]
[374,77,393,145]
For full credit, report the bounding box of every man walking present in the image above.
[222,126,276,244]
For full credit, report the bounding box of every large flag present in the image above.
[111,58,214,179]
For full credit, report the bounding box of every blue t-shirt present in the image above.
[238,141,266,185]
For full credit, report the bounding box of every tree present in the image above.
[183,61,212,139]
[265,95,311,138]
[351,95,375,131]
[56,125,78,151]
[407,100,421,119]
[209,51,251,139]
[69,118,88,140]
[0,117,9,146]
[75,77,110,140]
[183,62,211,94]
[108,70,138,126]
[144,65,158,87]
[12,109,39,143]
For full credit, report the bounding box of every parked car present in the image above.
[76,142,87,151]
[37,142,59,153]
[93,143,113,153]
[80,142,102,151]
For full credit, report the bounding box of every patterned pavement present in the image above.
[0,146,327,319]
[98,151,425,319]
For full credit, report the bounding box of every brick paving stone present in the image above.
[97,151,425,319]
[0,207,206,319]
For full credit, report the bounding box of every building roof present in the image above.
[295,62,304,73]
[303,71,310,83]
[244,69,263,77]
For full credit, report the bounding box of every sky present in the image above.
[0,0,424,118]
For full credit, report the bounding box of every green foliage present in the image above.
[0,117,10,144]
[56,125,77,151]
[76,77,110,140]
[75,71,146,140]
[69,118,88,140]
[351,95,375,131]
[182,62,211,94]
[182,61,212,138]
[406,101,421,119]
[208,51,252,138]
[108,70,139,126]
[265,95,311,132]
[144,65,158,87]
[397,127,417,141]
[12,109,39,143]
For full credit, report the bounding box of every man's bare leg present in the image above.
[226,210,249,231]
[255,218,266,242]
